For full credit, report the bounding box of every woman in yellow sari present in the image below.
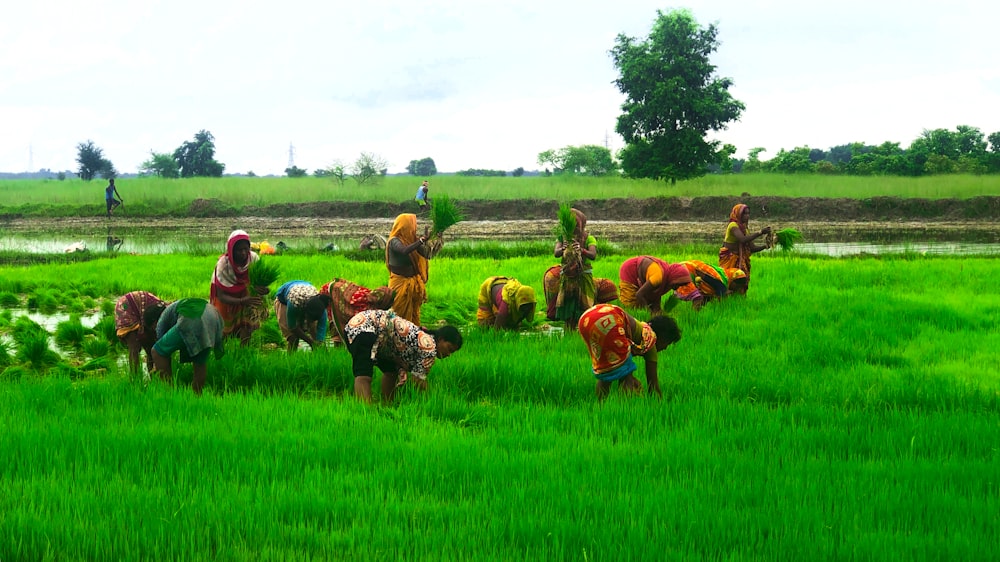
[719,204,771,289]
[477,277,537,330]
[386,213,431,325]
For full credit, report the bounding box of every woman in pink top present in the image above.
[618,256,691,315]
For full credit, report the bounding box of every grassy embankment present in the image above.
[1,173,999,217]
[1,249,999,560]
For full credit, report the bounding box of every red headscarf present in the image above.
[211,229,254,298]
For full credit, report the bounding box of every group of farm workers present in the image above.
[114,202,772,403]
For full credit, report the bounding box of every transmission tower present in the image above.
[287,142,296,169]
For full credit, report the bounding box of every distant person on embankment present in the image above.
[105,178,122,217]
[719,203,771,290]
[415,180,430,210]
[578,304,682,401]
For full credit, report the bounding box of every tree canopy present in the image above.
[537,145,617,176]
[75,141,116,181]
[173,130,225,177]
[407,157,437,176]
[610,9,744,184]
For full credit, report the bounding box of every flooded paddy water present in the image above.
[1,216,998,256]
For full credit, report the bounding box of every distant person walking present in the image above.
[415,180,430,210]
[105,178,122,217]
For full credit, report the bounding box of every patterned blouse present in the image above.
[344,309,436,380]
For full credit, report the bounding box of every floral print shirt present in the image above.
[345,309,436,380]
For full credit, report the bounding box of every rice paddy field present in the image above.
[1,243,999,561]
[2,173,1000,215]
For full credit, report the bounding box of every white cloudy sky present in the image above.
[2,0,998,175]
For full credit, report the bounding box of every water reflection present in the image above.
[793,242,1000,257]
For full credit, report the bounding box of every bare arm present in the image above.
[553,240,565,258]
[634,281,661,314]
[581,243,597,261]
[643,353,661,398]
[214,290,262,307]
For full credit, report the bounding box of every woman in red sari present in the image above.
[209,230,268,346]
[719,204,771,289]
[321,278,395,345]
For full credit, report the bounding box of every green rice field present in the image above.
[1,245,999,560]
[1,173,999,216]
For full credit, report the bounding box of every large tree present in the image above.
[173,130,225,177]
[75,140,116,181]
[610,9,744,184]
[406,157,437,176]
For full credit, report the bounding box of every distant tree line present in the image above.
[731,126,1000,176]
[456,169,508,177]
[137,130,225,179]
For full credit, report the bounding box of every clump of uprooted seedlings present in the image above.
[248,257,281,291]
[426,194,464,257]
[767,228,804,252]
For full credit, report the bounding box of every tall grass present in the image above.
[2,173,998,214]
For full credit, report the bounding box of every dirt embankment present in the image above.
[195,196,1000,222]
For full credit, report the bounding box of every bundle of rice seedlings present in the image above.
[55,316,87,350]
[662,293,681,313]
[429,194,465,237]
[773,228,804,252]
[248,257,281,289]
[553,203,577,243]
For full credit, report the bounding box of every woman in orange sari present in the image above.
[209,230,268,346]
[674,260,747,310]
[618,255,691,315]
[719,204,771,289]
[386,213,431,325]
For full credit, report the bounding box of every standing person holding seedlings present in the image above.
[150,298,225,396]
[210,230,268,346]
[273,280,332,352]
[578,303,682,401]
[719,203,771,290]
[321,278,394,345]
[543,207,617,328]
[114,290,165,378]
[618,255,691,316]
[344,309,463,404]
[386,213,431,325]
[477,276,537,330]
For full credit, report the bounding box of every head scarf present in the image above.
[212,230,256,297]
[570,208,588,245]
[501,279,536,324]
[664,263,693,290]
[387,214,429,283]
[725,268,747,282]
[729,204,748,235]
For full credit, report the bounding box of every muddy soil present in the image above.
[2,216,997,244]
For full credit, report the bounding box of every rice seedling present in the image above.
[770,227,804,251]
[429,194,465,236]
[248,257,281,289]
[11,315,47,346]
[94,315,118,346]
[82,337,110,359]
[0,291,19,308]
[0,339,10,367]
[15,329,59,370]
[54,315,87,349]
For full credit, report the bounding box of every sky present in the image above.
[2,0,998,175]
